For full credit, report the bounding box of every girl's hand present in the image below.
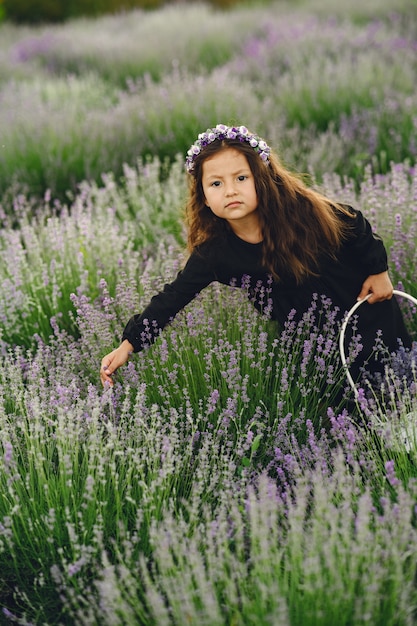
[100,340,134,387]
[357,271,394,304]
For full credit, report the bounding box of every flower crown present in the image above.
[185,124,271,174]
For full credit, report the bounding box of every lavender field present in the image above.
[0,0,417,624]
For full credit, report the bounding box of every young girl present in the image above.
[100,124,412,389]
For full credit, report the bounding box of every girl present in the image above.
[100,124,412,390]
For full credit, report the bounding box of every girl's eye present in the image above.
[209,175,247,187]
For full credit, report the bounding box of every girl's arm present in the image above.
[341,207,389,276]
[122,245,216,353]
[341,207,394,303]
[100,245,216,387]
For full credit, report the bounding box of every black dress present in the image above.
[122,207,412,377]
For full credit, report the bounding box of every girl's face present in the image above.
[201,148,260,238]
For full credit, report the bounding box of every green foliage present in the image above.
[0,1,415,200]
[2,0,251,24]
[0,156,187,349]
[208,0,242,7]
[2,5,258,85]
[0,69,266,201]
[1,325,417,623]
[2,0,165,24]
[3,0,66,23]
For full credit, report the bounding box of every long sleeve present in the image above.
[339,206,388,275]
[121,208,410,366]
[122,246,217,352]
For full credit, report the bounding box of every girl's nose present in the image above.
[225,181,237,195]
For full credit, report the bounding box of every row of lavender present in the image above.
[0,161,416,623]
[1,1,417,624]
[0,1,416,199]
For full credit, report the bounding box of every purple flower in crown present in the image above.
[185,123,271,174]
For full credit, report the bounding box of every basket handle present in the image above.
[339,289,417,398]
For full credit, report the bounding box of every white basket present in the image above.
[339,289,417,399]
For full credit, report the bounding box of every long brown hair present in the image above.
[185,138,353,283]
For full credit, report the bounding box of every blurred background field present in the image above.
[0,0,416,200]
[1,1,417,624]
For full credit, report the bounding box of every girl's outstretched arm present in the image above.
[357,271,394,304]
[100,339,134,387]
